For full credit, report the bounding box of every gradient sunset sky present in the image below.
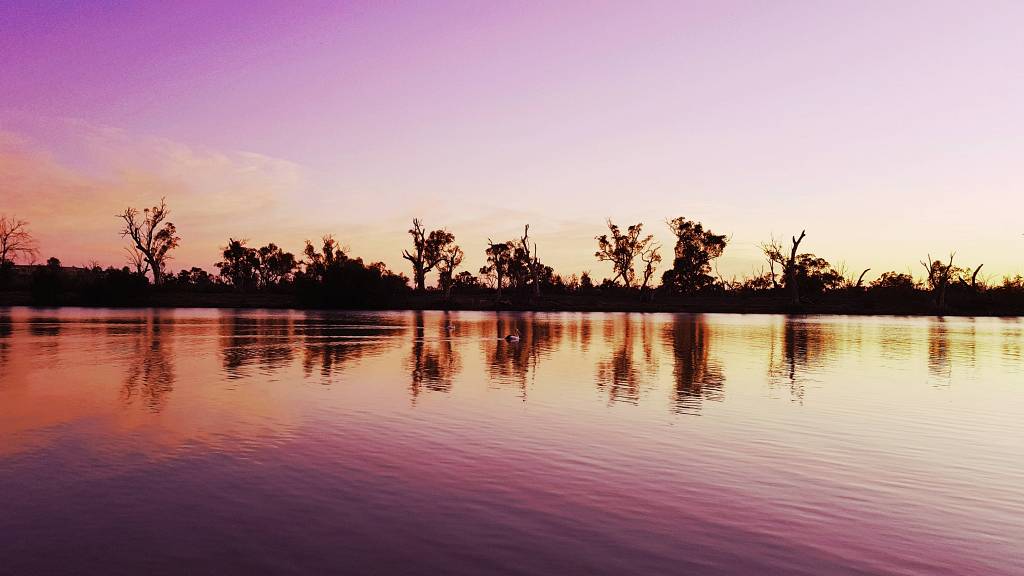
[2,1,1022,283]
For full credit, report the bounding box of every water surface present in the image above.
[1,308,1022,575]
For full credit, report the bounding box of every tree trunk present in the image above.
[786,267,799,305]
[786,230,806,306]
[414,265,426,291]
[856,268,870,288]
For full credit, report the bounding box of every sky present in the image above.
[2,0,1023,285]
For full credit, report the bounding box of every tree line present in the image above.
[1,199,1023,312]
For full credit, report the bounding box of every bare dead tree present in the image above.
[520,224,542,298]
[785,230,806,305]
[125,245,151,276]
[0,215,40,266]
[855,268,871,288]
[970,264,984,290]
[760,237,784,288]
[118,198,180,285]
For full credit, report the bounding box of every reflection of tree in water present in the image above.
[121,314,175,412]
[0,312,11,371]
[408,312,461,401]
[927,320,951,384]
[219,313,295,379]
[879,323,915,362]
[926,319,976,386]
[301,314,405,382]
[562,315,593,353]
[664,316,724,414]
[28,316,61,357]
[767,318,833,404]
[1002,325,1022,365]
[596,316,657,406]
[484,316,559,401]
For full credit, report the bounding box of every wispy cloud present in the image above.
[0,118,305,268]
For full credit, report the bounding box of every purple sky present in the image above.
[2,0,1023,283]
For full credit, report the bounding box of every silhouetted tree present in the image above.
[920,253,962,309]
[760,238,785,289]
[436,236,464,299]
[0,215,39,288]
[793,254,844,294]
[256,243,298,288]
[453,270,478,289]
[303,235,346,282]
[579,271,594,291]
[0,215,39,267]
[118,198,180,285]
[961,264,985,291]
[785,231,806,305]
[173,267,215,289]
[482,239,514,297]
[296,235,409,307]
[639,243,662,298]
[661,217,727,294]
[871,271,917,291]
[402,219,456,291]
[216,238,259,290]
[854,268,871,289]
[595,220,653,288]
[125,245,150,277]
[519,224,542,297]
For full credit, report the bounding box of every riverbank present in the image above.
[2,290,1023,317]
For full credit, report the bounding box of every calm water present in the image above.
[1,308,1022,576]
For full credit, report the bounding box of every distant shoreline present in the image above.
[2,290,1022,318]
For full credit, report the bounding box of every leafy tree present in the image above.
[661,217,727,293]
[118,198,180,285]
[920,253,963,309]
[174,267,216,289]
[256,243,298,288]
[595,220,653,288]
[481,240,514,297]
[303,235,347,283]
[794,254,844,294]
[452,270,478,289]
[297,235,409,307]
[870,271,917,291]
[579,271,594,291]
[216,238,259,290]
[737,270,775,292]
[436,238,464,299]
